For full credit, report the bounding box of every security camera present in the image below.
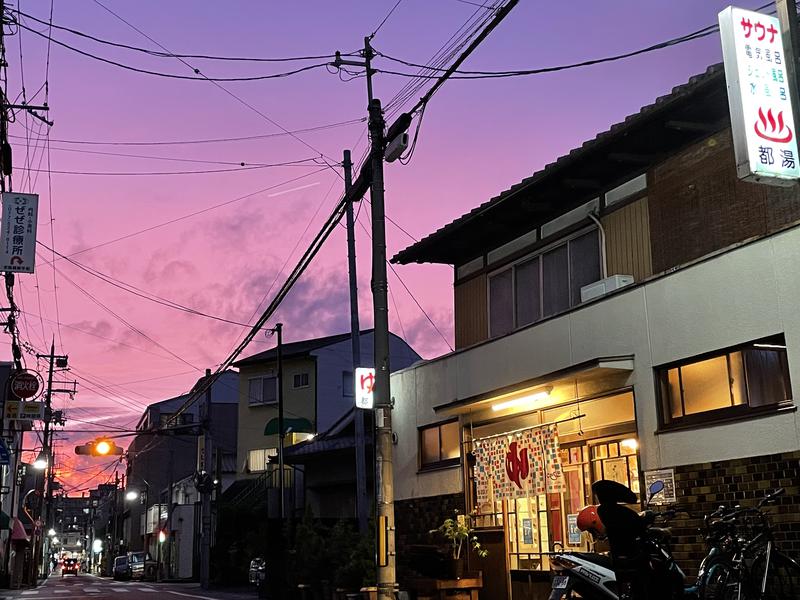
[384,133,409,163]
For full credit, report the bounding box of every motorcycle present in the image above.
[549,479,699,600]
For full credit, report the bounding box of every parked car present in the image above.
[62,558,79,577]
[128,551,156,580]
[248,558,266,586]
[113,555,131,580]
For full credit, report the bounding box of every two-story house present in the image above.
[389,64,800,600]
[231,329,420,518]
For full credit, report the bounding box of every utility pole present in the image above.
[275,323,285,520]
[200,368,213,589]
[330,6,519,596]
[344,150,369,535]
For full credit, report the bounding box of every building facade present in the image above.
[232,330,420,519]
[122,370,238,579]
[390,65,800,599]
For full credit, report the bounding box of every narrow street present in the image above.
[0,573,257,600]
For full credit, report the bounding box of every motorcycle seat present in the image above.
[568,552,614,570]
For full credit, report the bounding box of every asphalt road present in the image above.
[2,572,257,600]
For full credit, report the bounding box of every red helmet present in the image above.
[577,505,605,538]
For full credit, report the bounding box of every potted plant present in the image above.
[430,510,488,580]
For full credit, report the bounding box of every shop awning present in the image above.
[433,355,634,416]
[10,518,29,543]
[264,417,314,436]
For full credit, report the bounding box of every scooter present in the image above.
[549,479,698,600]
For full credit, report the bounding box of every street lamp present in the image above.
[33,451,48,470]
[47,528,56,537]
[125,490,139,502]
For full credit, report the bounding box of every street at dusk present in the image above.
[0,1,798,600]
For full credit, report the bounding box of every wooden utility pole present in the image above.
[275,323,285,520]
[344,150,369,535]
[200,368,213,589]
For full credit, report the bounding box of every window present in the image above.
[342,371,354,397]
[419,420,461,469]
[248,376,278,406]
[657,335,792,428]
[489,228,601,337]
[247,448,277,473]
[293,373,309,388]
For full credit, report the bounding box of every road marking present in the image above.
[21,592,38,595]
[53,591,70,594]
[111,588,131,593]
[137,589,157,593]
[167,591,226,600]
[83,588,100,593]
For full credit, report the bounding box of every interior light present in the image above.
[158,530,166,543]
[48,528,56,537]
[491,388,552,412]
[621,438,639,451]
[753,343,786,349]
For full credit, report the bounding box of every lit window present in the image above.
[247,448,277,473]
[419,421,461,469]
[658,335,791,428]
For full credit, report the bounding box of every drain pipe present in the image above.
[588,211,608,279]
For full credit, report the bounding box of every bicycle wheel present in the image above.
[750,551,800,600]
[702,561,742,600]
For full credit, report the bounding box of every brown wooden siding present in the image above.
[648,129,800,273]
[602,197,653,282]
[454,274,488,349]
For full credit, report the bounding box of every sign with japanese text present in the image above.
[4,400,44,422]
[719,7,800,185]
[567,513,582,546]
[10,370,42,400]
[354,367,375,409]
[473,424,565,504]
[0,193,38,273]
[643,468,677,506]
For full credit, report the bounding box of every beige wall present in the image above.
[391,224,800,501]
[236,356,316,477]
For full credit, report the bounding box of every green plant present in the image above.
[430,510,488,560]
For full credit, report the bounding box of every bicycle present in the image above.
[699,488,800,600]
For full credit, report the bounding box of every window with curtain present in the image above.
[658,335,791,427]
[488,228,601,337]
[248,376,278,405]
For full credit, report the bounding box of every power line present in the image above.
[39,241,257,328]
[16,157,325,176]
[88,0,340,166]
[370,0,406,39]
[375,1,776,81]
[10,117,365,147]
[38,166,328,263]
[15,8,345,63]
[15,21,332,82]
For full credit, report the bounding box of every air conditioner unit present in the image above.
[580,274,634,303]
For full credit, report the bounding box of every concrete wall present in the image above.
[391,224,800,501]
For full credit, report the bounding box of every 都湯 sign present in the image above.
[719,6,800,185]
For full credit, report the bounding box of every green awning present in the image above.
[264,417,314,436]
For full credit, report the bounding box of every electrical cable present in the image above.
[9,117,365,147]
[15,21,333,82]
[88,0,341,167]
[52,265,201,371]
[16,157,325,176]
[370,0,406,39]
[39,241,257,328]
[14,8,345,63]
[38,166,328,264]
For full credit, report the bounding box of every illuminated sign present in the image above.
[354,367,375,409]
[719,6,800,185]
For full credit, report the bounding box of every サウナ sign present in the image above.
[0,193,38,273]
[719,6,800,185]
